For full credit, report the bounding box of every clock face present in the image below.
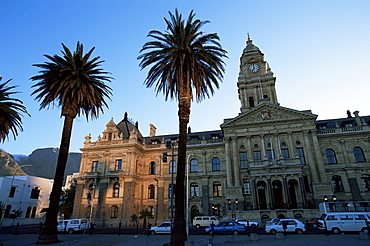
[248,64,259,73]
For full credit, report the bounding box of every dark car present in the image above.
[205,221,246,236]
[305,218,321,228]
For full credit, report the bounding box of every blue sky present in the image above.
[1,0,370,155]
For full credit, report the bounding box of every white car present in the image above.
[235,219,259,228]
[150,222,171,234]
[265,219,306,235]
[57,219,88,234]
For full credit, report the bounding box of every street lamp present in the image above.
[87,183,96,229]
[186,154,193,236]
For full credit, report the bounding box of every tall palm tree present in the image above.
[138,9,227,245]
[0,78,30,142]
[31,42,112,244]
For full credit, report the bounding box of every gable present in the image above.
[221,103,317,129]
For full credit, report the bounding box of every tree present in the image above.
[138,9,227,245]
[31,42,112,244]
[59,180,76,219]
[0,77,30,142]
[139,208,153,228]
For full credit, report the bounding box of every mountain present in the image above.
[0,148,81,180]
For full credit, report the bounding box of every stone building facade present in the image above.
[72,37,370,227]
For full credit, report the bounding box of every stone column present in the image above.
[232,137,241,186]
[95,178,108,227]
[302,131,320,182]
[299,176,308,208]
[224,137,233,186]
[309,131,328,182]
[251,179,258,210]
[282,177,291,209]
[267,178,273,209]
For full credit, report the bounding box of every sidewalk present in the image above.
[0,233,370,246]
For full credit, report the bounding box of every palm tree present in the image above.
[0,78,30,142]
[139,208,153,228]
[31,42,112,244]
[138,9,227,245]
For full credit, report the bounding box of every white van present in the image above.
[58,219,88,234]
[318,213,370,234]
[192,216,219,229]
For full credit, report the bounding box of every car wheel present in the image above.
[68,229,74,235]
[270,229,277,235]
[251,224,257,228]
[150,230,156,235]
[332,228,340,234]
[196,224,200,229]
[296,229,303,235]
[312,224,318,228]
[233,230,239,236]
[362,228,369,234]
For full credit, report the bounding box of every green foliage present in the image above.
[0,77,30,142]
[59,179,76,219]
[139,208,153,228]
[9,208,22,220]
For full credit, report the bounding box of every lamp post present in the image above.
[186,154,193,236]
[0,164,32,228]
[87,183,96,231]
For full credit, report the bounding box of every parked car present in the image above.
[305,218,321,228]
[205,220,246,236]
[150,222,171,234]
[265,218,279,225]
[265,219,306,235]
[235,219,259,228]
[192,216,219,229]
[57,219,88,234]
[318,213,370,234]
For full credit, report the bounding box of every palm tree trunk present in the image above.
[37,115,74,244]
[170,95,190,246]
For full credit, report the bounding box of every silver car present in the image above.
[265,219,306,235]
[150,222,171,234]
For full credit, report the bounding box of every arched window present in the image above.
[25,206,32,218]
[31,207,37,218]
[110,205,118,218]
[326,149,337,164]
[112,182,120,197]
[148,185,155,199]
[332,175,344,192]
[213,181,222,197]
[243,178,251,195]
[354,147,366,163]
[169,160,177,174]
[361,174,370,191]
[190,159,198,173]
[149,161,156,174]
[212,157,220,171]
[190,183,199,197]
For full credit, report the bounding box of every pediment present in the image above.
[221,103,317,128]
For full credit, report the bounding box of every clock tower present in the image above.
[238,35,278,112]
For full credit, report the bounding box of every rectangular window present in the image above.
[115,159,122,171]
[243,179,251,195]
[253,151,262,165]
[92,161,99,172]
[281,149,290,159]
[30,187,40,199]
[295,147,306,164]
[267,150,275,160]
[9,186,16,198]
[239,152,248,169]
